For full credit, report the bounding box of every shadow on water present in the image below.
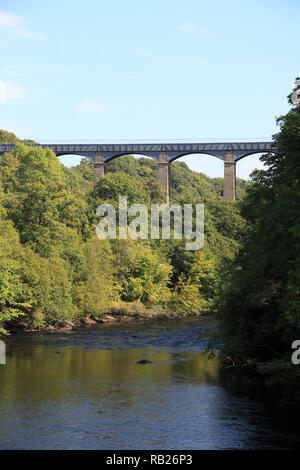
[0,317,299,449]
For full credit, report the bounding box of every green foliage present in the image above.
[67,157,94,193]
[0,220,31,334]
[110,239,172,304]
[93,170,151,207]
[218,87,300,407]
[74,238,114,318]
[0,129,36,145]
[0,130,250,332]
[0,130,20,144]
[258,360,300,409]
[169,252,215,314]
[0,144,89,257]
[17,247,74,328]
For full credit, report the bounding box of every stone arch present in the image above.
[57,152,93,168]
[235,149,277,162]
[55,151,94,159]
[104,152,158,177]
[168,151,225,163]
[163,152,225,201]
[235,151,276,181]
[103,152,158,163]
[94,152,160,186]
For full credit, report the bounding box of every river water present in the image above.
[0,317,299,450]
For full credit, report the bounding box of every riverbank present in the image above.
[43,310,181,333]
[2,304,206,336]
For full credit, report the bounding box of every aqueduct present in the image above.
[0,142,277,202]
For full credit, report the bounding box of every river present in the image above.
[0,316,299,449]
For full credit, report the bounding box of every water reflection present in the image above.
[0,319,299,449]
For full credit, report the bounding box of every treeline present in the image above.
[0,129,247,334]
[218,91,300,408]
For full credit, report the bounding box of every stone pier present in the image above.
[158,152,170,203]
[93,152,105,184]
[223,151,236,201]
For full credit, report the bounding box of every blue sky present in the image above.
[0,0,299,179]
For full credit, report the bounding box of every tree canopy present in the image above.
[0,134,248,334]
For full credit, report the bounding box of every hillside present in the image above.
[0,131,248,334]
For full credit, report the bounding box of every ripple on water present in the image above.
[0,318,299,449]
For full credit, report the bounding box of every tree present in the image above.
[0,219,32,334]
[93,171,151,207]
[218,84,300,406]
[111,239,172,304]
[0,144,88,257]
[73,238,114,318]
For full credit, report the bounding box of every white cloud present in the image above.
[6,82,25,100]
[0,80,26,104]
[0,10,22,28]
[0,10,45,39]
[178,22,195,32]
[75,100,107,113]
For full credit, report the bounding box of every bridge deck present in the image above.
[0,141,277,162]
